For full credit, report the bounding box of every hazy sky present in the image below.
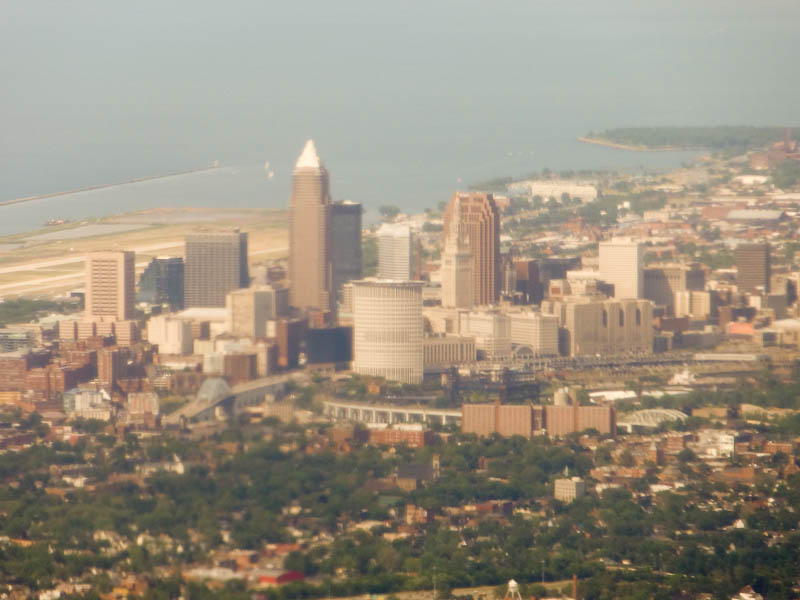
[2,1,798,206]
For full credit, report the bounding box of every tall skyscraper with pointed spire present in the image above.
[289,140,332,311]
[443,192,501,305]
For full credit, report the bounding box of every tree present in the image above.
[618,449,635,467]
[379,205,401,220]
[362,237,378,276]
[773,160,800,189]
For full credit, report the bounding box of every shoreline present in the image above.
[0,163,221,208]
[577,136,682,152]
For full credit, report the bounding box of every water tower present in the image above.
[504,579,523,600]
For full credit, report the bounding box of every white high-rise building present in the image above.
[440,205,474,308]
[457,309,511,360]
[599,238,644,299]
[225,285,288,338]
[146,315,193,355]
[352,279,423,384]
[509,311,559,356]
[378,223,412,280]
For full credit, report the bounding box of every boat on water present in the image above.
[44,218,70,226]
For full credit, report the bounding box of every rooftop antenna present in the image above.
[505,579,523,600]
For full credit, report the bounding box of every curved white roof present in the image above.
[618,408,687,428]
[196,377,232,407]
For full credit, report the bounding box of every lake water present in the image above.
[1,1,797,236]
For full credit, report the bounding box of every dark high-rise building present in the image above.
[443,192,501,305]
[514,259,540,304]
[274,318,305,369]
[306,326,353,366]
[539,256,581,282]
[736,242,771,294]
[330,201,362,301]
[289,140,332,311]
[137,257,184,309]
[184,232,249,308]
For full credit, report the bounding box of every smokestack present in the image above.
[785,128,792,153]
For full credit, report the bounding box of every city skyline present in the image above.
[2,2,800,595]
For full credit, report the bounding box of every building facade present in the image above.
[330,201,362,301]
[423,334,476,367]
[542,296,653,357]
[440,208,474,308]
[508,311,559,356]
[226,285,288,338]
[289,140,332,311]
[644,264,685,309]
[137,257,184,309]
[352,279,423,384]
[599,238,644,299]
[554,477,586,503]
[644,263,706,312]
[378,223,413,280]
[462,402,616,438]
[85,251,135,322]
[147,315,193,355]
[513,259,541,304]
[674,290,714,320]
[457,310,511,360]
[736,242,771,294]
[443,192,501,305]
[184,232,249,308]
[97,348,124,391]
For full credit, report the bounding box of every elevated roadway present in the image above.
[323,399,462,426]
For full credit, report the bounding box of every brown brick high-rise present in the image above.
[736,242,771,294]
[289,140,332,311]
[443,192,501,305]
[85,251,135,322]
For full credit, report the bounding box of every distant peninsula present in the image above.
[580,126,795,152]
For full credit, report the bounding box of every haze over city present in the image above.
[0,2,799,599]
[2,1,799,224]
